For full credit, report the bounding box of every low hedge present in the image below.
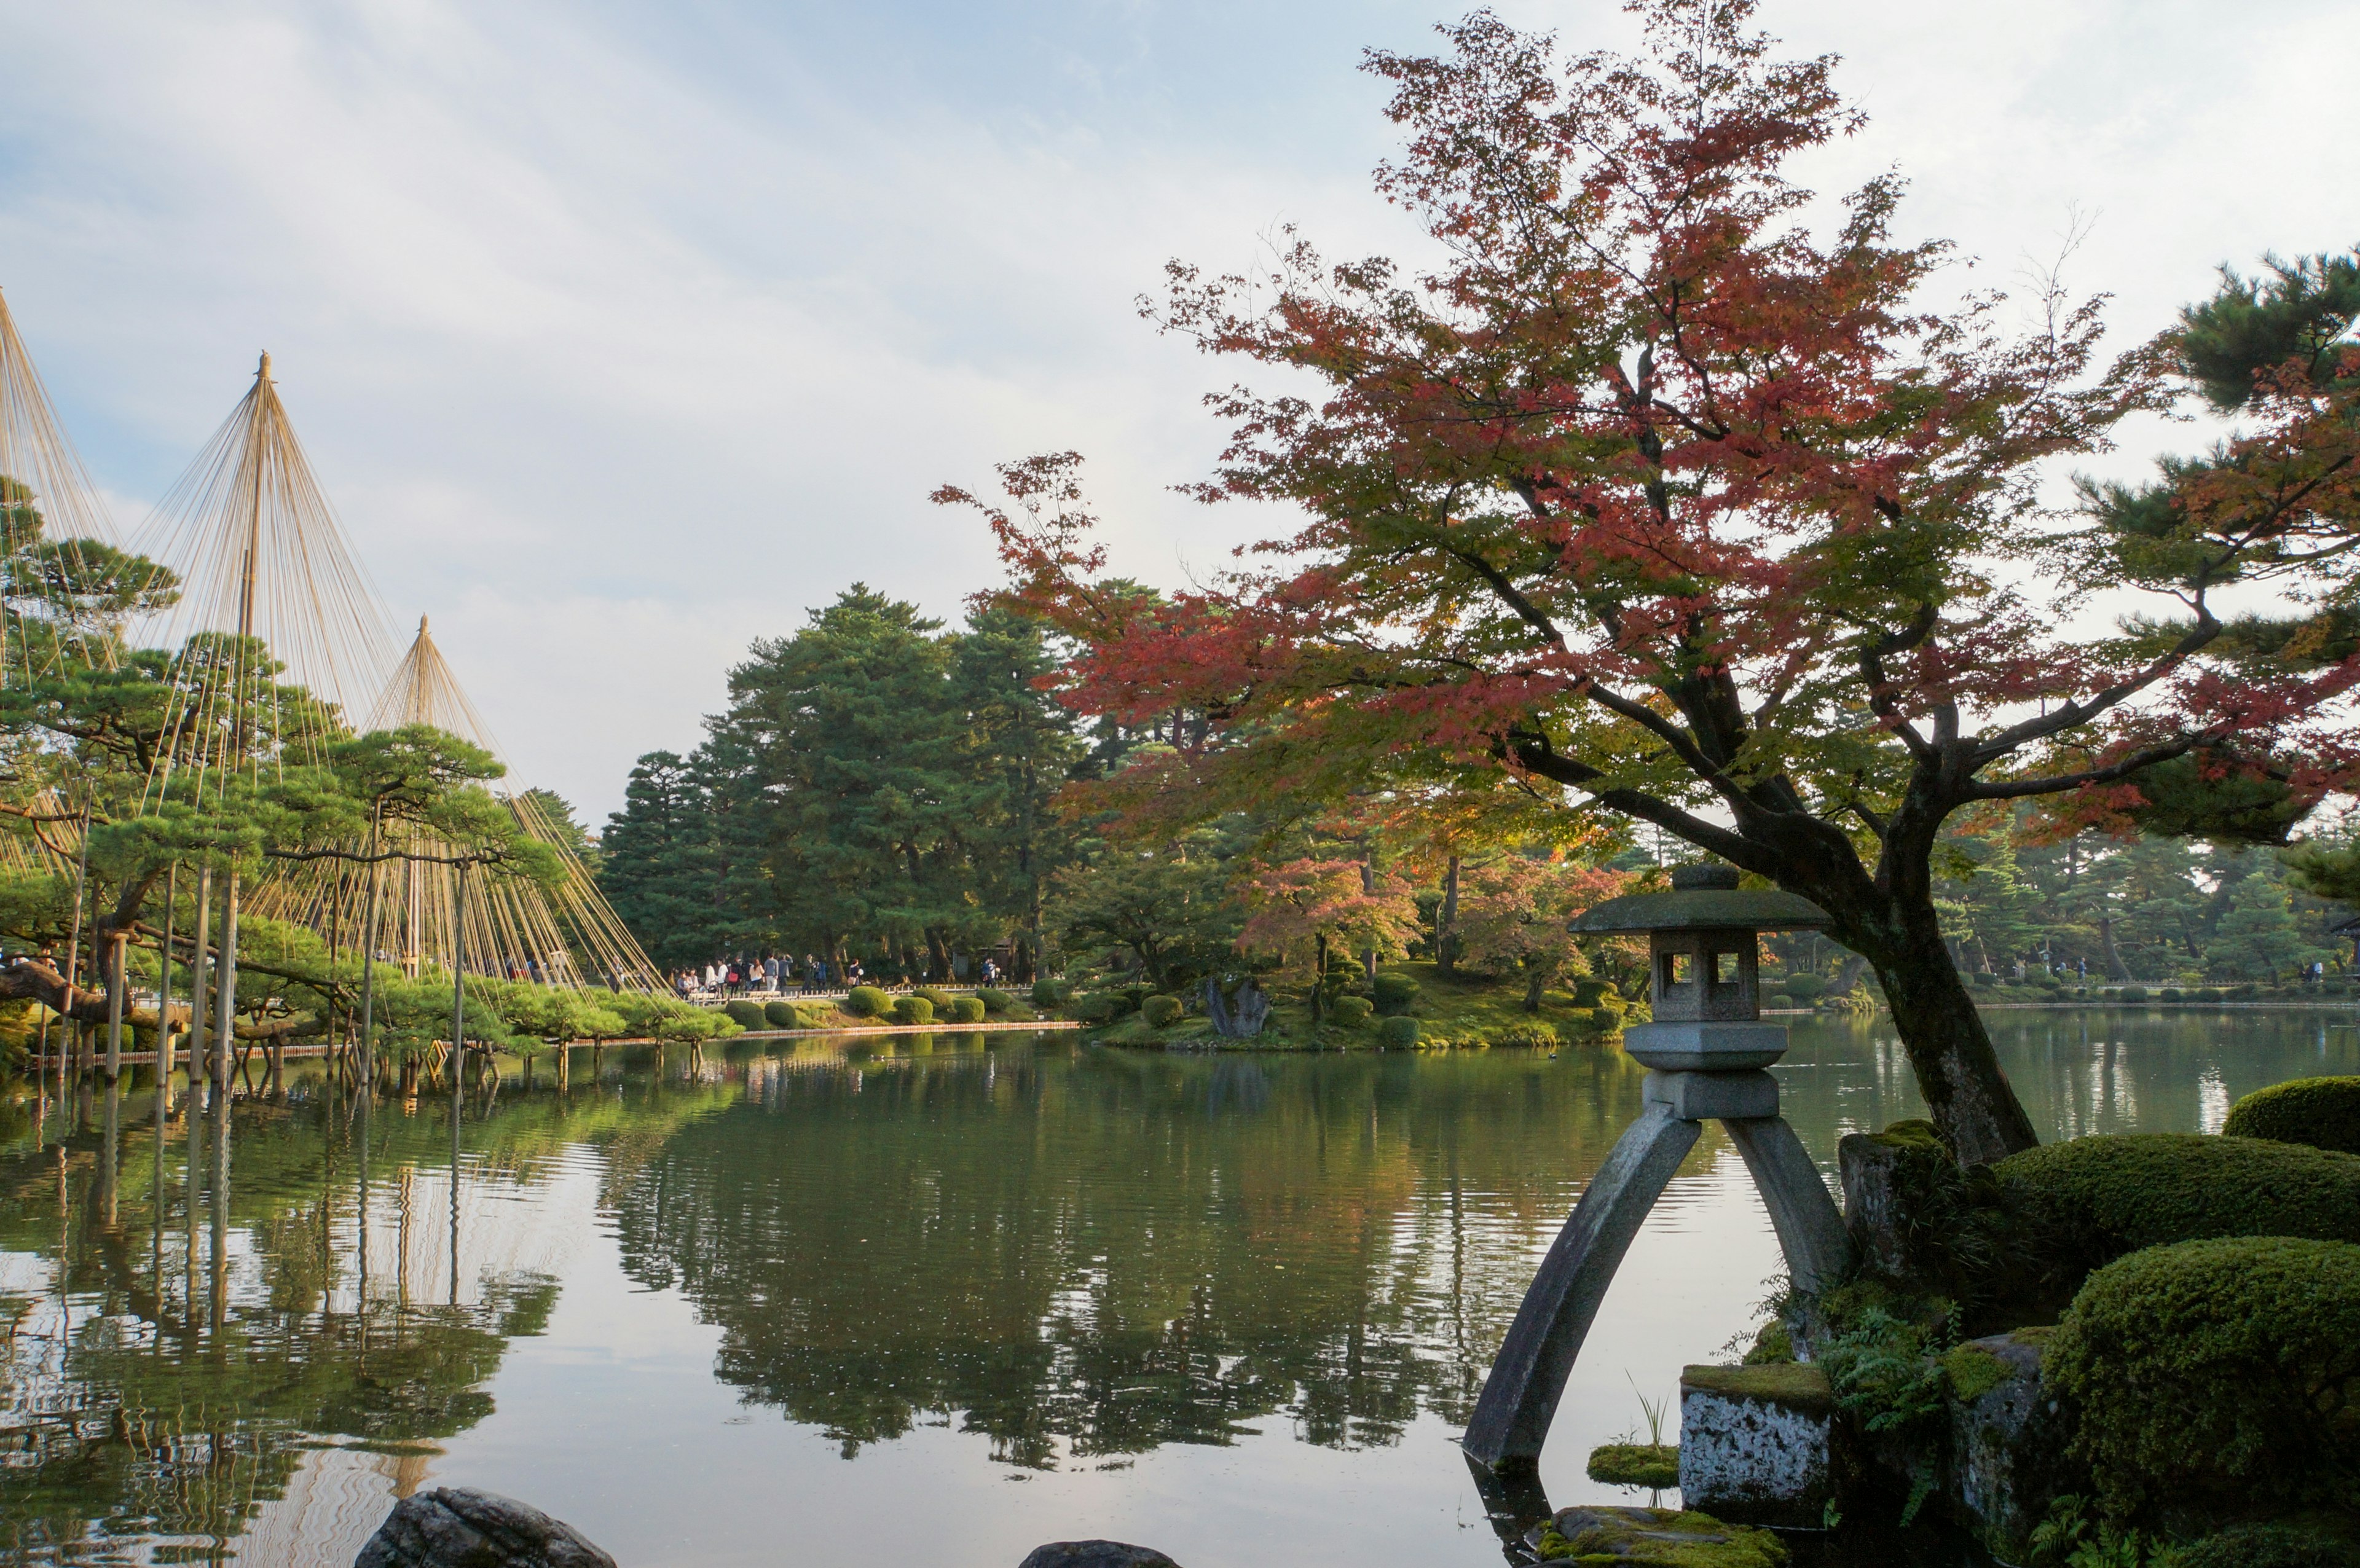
[763,1000,800,1030]
[913,986,953,1011]
[1031,978,1071,1008]
[975,987,1013,1014]
[1329,995,1374,1027]
[1142,994,1183,1027]
[1589,1005,1625,1035]
[1995,1134,2360,1266]
[844,985,891,1018]
[723,999,767,1030]
[2177,1522,2359,1568]
[1377,1016,1419,1048]
[946,996,986,1024]
[1072,994,1119,1025]
[2224,1076,2360,1157]
[1372,973,1419,1012]
[1495,1019,1558,1048]
[892,996,934,1026]
[2045,1236,2360,1516]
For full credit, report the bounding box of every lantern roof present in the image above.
[1568,862,1831,935]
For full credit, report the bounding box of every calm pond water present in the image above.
[1,1006,2354,1566]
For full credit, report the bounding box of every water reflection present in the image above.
[0,1010,2350,1564]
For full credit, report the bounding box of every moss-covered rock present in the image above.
[2043,1236,2360,1518]
[1678,1364,1833,1526]
[1941,1328,2069,1561]
[1528,1507,1787,1566]
[2224,1075,2360,1157]
[1587,1443,1680,1489]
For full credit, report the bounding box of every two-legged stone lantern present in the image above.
[1461,863,1853,1471]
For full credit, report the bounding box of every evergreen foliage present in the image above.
[2223,1076,2360,1156]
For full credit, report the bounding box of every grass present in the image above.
[1074,959,1635,1051]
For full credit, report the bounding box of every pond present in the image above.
[1,1006,2354,1566]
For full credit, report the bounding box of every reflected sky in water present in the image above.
[0,1007,2353,1566]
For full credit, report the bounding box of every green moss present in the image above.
[2044,1236,2360,1516]
[2224,1075,2360,1157]
[1586,1443,1680,1489]
[1681,1362,1833,1413]
[1741,1320,1794,1366]
[1940,1343,2012,1404]
[1533,1508,1787,1567]
[2176,1519,2360,1568]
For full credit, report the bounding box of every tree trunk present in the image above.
[1522,965,1544,1014]
[1438,856,1461,976]
[1866,925,2040,1167]
[2098,915,2132,982]
[1311,933,1329,1021]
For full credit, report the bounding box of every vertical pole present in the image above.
[189,865,212,1109]
[358,803,383,1093]
[158,861,179,1102]
[103,932,124,1084]
[213,872,239,1106]
[60,795,90,1104]
[450,863,468,1110]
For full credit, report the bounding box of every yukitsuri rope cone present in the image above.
[127,355,656,994]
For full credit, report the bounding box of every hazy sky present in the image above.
[0,0,2350,824]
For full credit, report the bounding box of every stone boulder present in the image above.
[1524,1506,1786,1566]
[355,1488,616,1568]
[1678,1363,1833,1527]
[1017,1545,1180,1568]
[1940,1327,2071,1560]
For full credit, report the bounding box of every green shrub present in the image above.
[913,986,953,1010]
[844,985,890,1018]
[763,1000,800,1029]
[723,999,768,1029]
[1589,1005,1624,1035]
[1031,978,1070,1008]
[1329,995,1374,1027]
[1072,994,1119,1025]
[2118,984,2149,1003]
[2232,982,2260,999]
[2160,987,2183,1003]
[2224,1076,2360,1157]
[1495,1019,1559,1048]
[1765,991,1795,1009]
[1377,1016,1419,1048]
[946,996,986,1024]
[975,987,1013,1014]
[1996,1134,2360,1261]
[1142,994,1183,1027]
[1786,973,1828,1002]
[2046,1236,2360,1516]
[1372,973,1420,1012]
[892,996,935,1026]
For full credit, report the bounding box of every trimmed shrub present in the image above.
[892,996,935,1026]
[1785,973,1827,1002]
[975,987,1013,1014]
[2118,984,2149,1003]
[844,985,891,1018]
[1589,1005,1625,1035]
[1764,991,1795,1009]
[913,986,953,1011]
[1031,978,1071,1008]
[1142,994,1184,1027]
[1072,993,1119,1025]
[1495,1019,1559,1048]
[763,1000,800,1029]
[1376,1015,1419,1048]
[2224,1076,2360,1157]
[1989,1133,2360,1315]
[1371,973,1420,1013]
[946,996,986,1024]
[2160,986,2183,1002]
[723,999,767,1030]
[1328,995,1374,1027]
[2046,1236,2360,1515]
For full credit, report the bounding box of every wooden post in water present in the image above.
[189,864,212,1108]
[213,873,239,1107]
[157,861,179,1106]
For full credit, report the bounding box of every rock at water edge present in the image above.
[1943,1328,2069,1561]
[355,1486,617,1568]
[1525,1505,1787,1566]
[1678,1363,1833,1527]
[1018,1544,1182,1568]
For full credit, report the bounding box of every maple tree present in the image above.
[1238,858,1422,1019]
[1455,855,1629,1011]
[940,4,2360,1164]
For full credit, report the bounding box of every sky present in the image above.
[0,0,2351,825]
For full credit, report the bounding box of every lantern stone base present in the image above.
[1622,1021,1790,1071]
[1462,1068,1854,1471]
[1678,1362,1835,1526]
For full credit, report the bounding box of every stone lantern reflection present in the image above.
[1462,862,1855,1472]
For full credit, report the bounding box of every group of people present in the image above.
[670,953,1009,1000]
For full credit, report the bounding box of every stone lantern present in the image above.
[1461,863,1854,1472]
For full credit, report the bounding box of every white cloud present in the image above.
[0,0,2350,820]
